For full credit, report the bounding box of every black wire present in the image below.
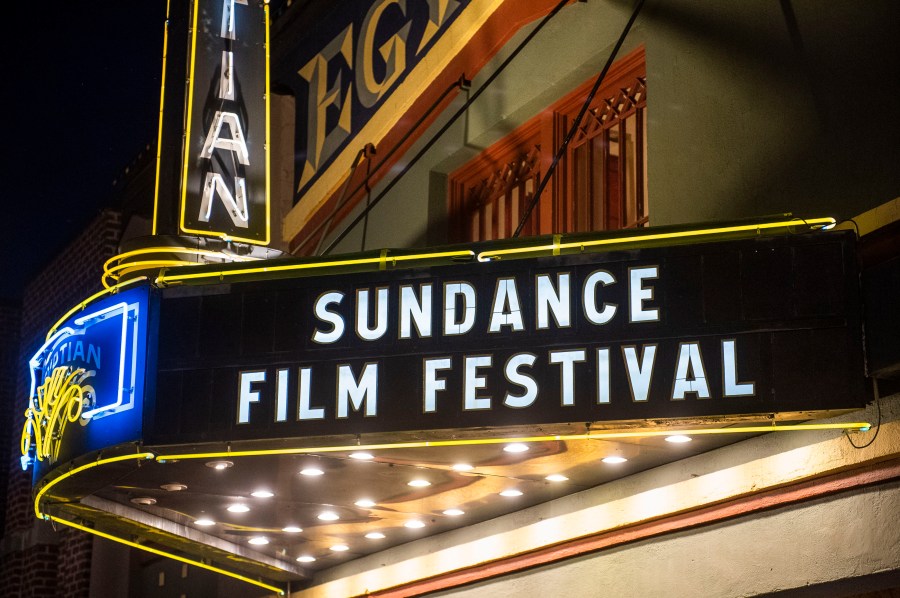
[514,0,646,238]
[844,218,861,239]
[319,0,573,256]
[847,391,881,449]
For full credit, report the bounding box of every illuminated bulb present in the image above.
[282,526,302,533]
[500,489,523,497]
[330,544,349,552]
[545,474,569,482]
[317,511,340,521]
[194,518,215,526]
[443,509,465,516]
[130,497,157,505]
[300,468,324,476]
[452,463,474,472]
[404,520,426,529]
[161,483,187,492]
[296,555,316,563]
[206,460,233,470]
[251,490,274,498]
[249,537,269,545]
[227,504,250,513]
[407,479,431,488]
[354,499,376,508]
[503,443,529,453]
[349,452,374,460]
[665,435,693,444]
[365,532,386,539]
[602,456,628,464]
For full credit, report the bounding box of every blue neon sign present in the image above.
[22,285,151,478]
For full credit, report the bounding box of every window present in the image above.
[449,47,646,242]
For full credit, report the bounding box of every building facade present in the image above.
[2,1,899,596]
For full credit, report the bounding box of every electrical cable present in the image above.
[319,0,574,256]
[847,383,881,449]
[514,0,646,237]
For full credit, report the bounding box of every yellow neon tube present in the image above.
[104,246,259,273]
[102,247,261,288]
[45,277,148,341]
[477,217,837,261]
[264,3,271,246]
[177,0,201,240]
[47,516,284,595]
[34,452,155,519]
[152,0,172,235]
[154,422,872,461]
[104,260,196,282]
[156,249,476,284]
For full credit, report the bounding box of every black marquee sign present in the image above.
[146,231,866,445]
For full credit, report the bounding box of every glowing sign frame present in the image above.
[177,0,271,245]
[22,285,150,474]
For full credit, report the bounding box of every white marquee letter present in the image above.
[722,340,755,397]
[672,342,710,399]
[623,345,656,402]
[464,355,492,410]
[504,353,537,408]
[423,357,451,413]
[275,368,289,422]
[629,266,659,323]
[312,292,345,344]
[238,370,266,423]
[356,288,389,341]
[337,363,378,417]
[444,282,476,335]
[536,273,571,329]
[489,278,524,332]
[584,270,617,325]
[297,367,324,420]
[400,284,432,339]
[550,350,586,406]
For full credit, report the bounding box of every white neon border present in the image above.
[73,301,141,420]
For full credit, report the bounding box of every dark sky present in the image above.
[1,2,167,300]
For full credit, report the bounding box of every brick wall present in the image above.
[0,301,21,539]
[1,210,123,597]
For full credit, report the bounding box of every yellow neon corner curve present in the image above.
[153,422,872,461]
[177,0,201,239]
[152,1,171,236]
[47,516,284,595]
[102,247,261,288]
[34,452,155,519]
[45,277,148,341]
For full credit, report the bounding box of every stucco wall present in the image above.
[290,394,900,597]
[428,481,900,598]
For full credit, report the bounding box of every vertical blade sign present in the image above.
[180,0,269,245]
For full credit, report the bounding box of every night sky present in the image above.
[2,2,168,300]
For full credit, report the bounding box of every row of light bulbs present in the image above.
[186,437,693,562]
